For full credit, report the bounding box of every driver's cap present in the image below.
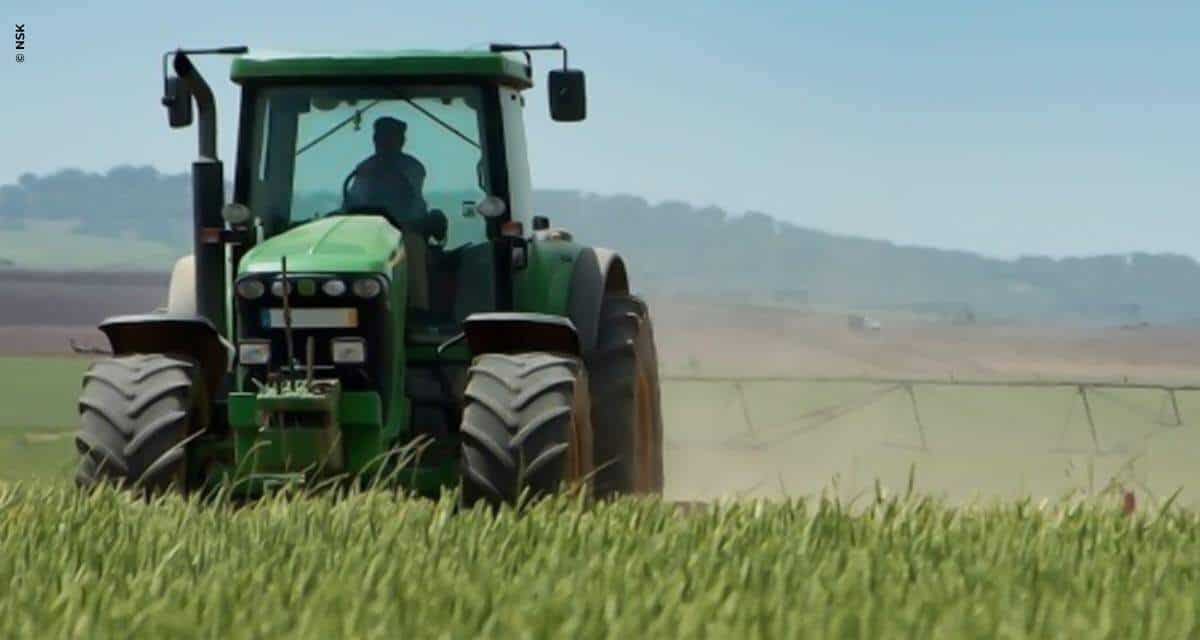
[374,117,407,135]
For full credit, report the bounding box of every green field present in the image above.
[4,357,1200,637]
[5,355,1200,504]
[0,357,91,483]
[0,224,180,270]
[0,485,1197,638]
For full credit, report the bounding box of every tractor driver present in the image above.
[346,116,434,230]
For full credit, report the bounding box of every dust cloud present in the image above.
[651,297,1200,507]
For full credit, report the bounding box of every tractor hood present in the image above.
[239,216,402,275]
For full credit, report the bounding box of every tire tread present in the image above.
[460,353,585,506]
[586,294,665,496]
[74,354,200,492]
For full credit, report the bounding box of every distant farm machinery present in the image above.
[668,374,1193,455]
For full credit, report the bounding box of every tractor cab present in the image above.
[227,49,578,338]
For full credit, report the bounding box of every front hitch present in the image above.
[238,378,345,475]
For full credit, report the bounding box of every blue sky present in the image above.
[1,1,1196,259]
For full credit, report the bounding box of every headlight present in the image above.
[297,279,317,296]
[221,202,253,226]
[322,279,347,297]
[475,195,508,219]
[270,279,291,297]
[236,279,265,300]
[352,278,383,299]
[238,340,270,365]
[331,337,367,364]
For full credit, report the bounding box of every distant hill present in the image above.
[0,167,193,247]
[537,192,1200,323]
[3,166,1199,322]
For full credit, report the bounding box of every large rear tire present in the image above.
[587,294,664,497]
[75,354,205,493]
[460,353,594,506]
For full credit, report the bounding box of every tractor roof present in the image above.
[230,49,534,89]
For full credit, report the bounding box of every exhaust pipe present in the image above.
[163,47,246,335]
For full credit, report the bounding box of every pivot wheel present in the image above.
[460,353,594,506]
[75,354,206,493]
[587,294,664,497]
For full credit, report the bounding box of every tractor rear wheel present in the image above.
[460,353,594,506]
[75,354,205,493]
[587,294,664,497]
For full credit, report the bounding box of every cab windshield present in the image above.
[246,85,491,249]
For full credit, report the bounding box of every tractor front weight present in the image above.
[224,380,388,489]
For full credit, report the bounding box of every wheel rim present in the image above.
[566,413,584,482]
[565,371,589,485]
[634,368,655,492]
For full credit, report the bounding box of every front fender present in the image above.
[463,312,580,357]
[99,314,230,396]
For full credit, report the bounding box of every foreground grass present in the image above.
[0,486,1198,638]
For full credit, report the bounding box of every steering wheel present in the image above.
[336,168,447,244]
[340,168,360,209]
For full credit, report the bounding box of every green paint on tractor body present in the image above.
[220,383,456,494]
[217,218,584,496]
[231,50,534,89]
[239,217,403,275]
[514,235,581,317]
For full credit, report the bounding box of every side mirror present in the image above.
[162,76,194,128]
[548,69,587,122]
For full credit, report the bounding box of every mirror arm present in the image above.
[172,53,218,160]
[490,41,568,70]
[161,46,247,160]
[160,51,172,103]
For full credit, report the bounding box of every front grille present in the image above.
[235,273,390,392]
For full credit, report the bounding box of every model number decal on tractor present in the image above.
[262,308,358,329]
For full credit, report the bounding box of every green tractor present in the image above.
[74,44,663,504]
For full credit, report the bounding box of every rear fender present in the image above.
[99,314,230,396]
[166,255,197,315]
[567,248,629,354]
[463,312,581,357]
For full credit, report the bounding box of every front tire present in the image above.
[75,354,205,493]
[460,353,594,506]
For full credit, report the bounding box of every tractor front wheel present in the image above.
[459,353,594,507]
[75,354,206,493]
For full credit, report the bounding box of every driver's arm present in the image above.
[406,157,429,215]
[344,158,372,208]
[407,160,446,240]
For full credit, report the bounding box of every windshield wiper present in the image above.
[295,100,383,156]
[294,95,480,158]
[402,98,480,149]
